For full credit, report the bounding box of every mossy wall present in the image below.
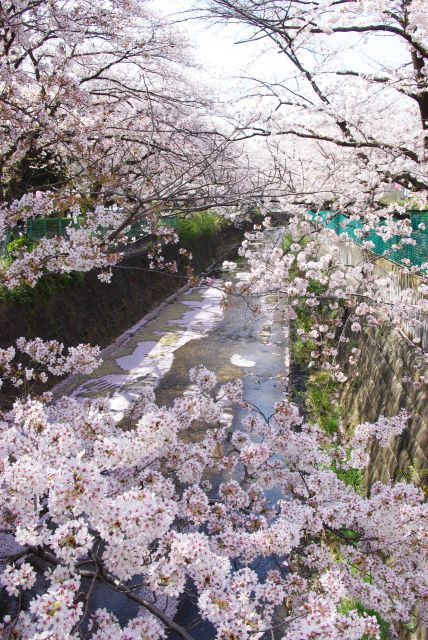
[0,226,244,350]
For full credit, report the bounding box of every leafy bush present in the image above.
[0,272,85,306]
[177,211,229,246]
[6,234,35,256]
[338,599,390,640]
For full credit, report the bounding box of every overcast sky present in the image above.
[152,0,282,84]
[152,0,408,84]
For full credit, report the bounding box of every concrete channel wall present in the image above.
[340,325,428,487]
[318,237,428,638]
[0,226,245,351]
[337,310,428,640]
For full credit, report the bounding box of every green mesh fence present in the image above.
[26,218,82,240]
[0,215,181,257]
[0,229,13,257]
[308,210,428,269]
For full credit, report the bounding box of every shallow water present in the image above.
[71,243,289,422]
[62,232,289,637]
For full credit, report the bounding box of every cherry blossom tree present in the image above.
[196,0,428,375]
[0,347,426,639]
[1,2,428,638]
[202,0,428,211]
[0,0,275,288]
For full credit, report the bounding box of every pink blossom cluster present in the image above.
[0,337,101,391]
[238,221,428,380]
[0,361,425,639]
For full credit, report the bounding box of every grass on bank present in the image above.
[283,230,364,490]
[176,211,230,246]
[0,211,233,305]
[283,231,391,636]
[0,233,86,306]
[0,269,86,306]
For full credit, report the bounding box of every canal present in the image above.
[61,231,289,638]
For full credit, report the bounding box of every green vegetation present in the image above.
[0,230,85,305]
[338,599,390,639]
[379,194,410,207]
[283,233,364,493]
[282,232,293,253]
[379,194,428,211]
[0,271,85,306]
[283,233,386,632]
[0,210,233,306]
[176,211,230,246]
[290,283,330,364]
[247,207,264,225]
[306,370,341,435]
[282,231,310,254]
[6,235,36,256]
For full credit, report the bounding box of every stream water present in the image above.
[60,231,289,637]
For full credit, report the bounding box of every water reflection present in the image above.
[62,233,289,639]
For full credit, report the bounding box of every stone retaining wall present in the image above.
[340,325,428,488]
